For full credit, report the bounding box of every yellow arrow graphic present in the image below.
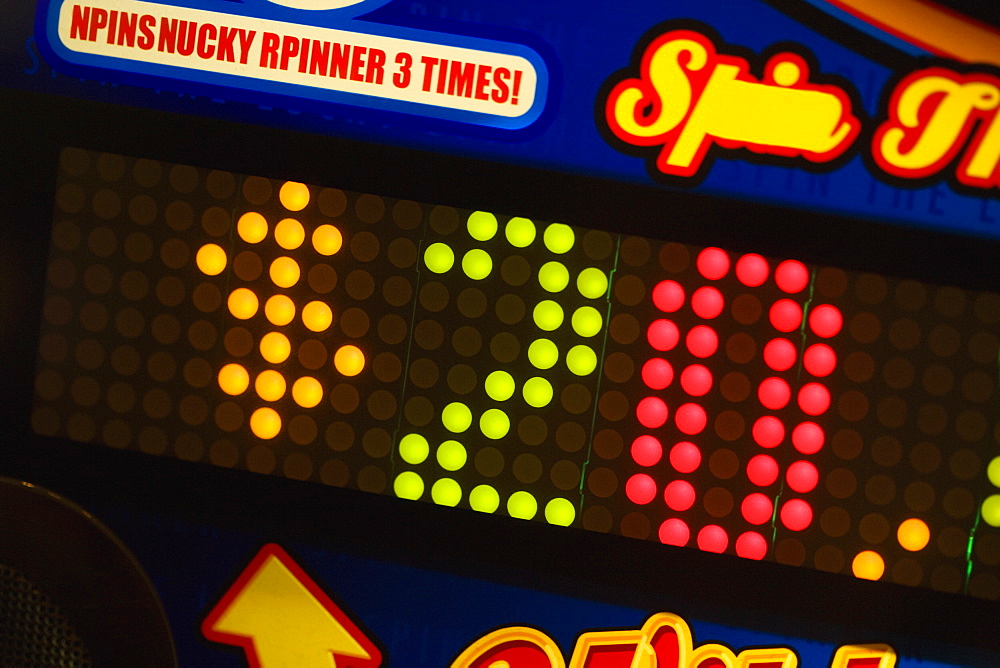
[202,544,383,668]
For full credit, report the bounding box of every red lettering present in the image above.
[297,39,310,73]
[492,67,510,103]
[175,20,196,57]
[350,46,367,82]
[259,32,279,68]
[216,26,237,63]
[106,10,118,45]
[475,64,492,101]
[137,14,155,50]
[69,5,90,41]
[420,56,438,92]
[394,52,412,89]
[308,40,329,76]
[237,30,254,65]
[279,35,299,71]
[87,8,107,42]
[329,43,350,79]
[197,23,216,59]
[366,48,385,84]
[157,17,177,53]
[116,11,137,47]
[447,60,475,97]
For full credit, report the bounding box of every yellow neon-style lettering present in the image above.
[875,73,999,173]
[829,644,897,668]
[450,626,566,668]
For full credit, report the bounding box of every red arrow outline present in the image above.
[202,543,383,668]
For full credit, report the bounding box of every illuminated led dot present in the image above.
[227,288,259,320]
[780,499,813,531]
[686,326,718,358]
[647,319,680,351]
[543,223,574,253]
[270,257,300,288]
[752,416,785,448]
[697,248,730,280]
[659,518,690,547]
[533,301,564,331]
[763,338,797,371]
[249,407,281,439]
[803,343,836,377]
[467,211,498,241]
[237,211,268,243]
[735,254,769,287]
[398,434,429,464]
[798,382,831,415]
[982,495,1000,527]
[437,440,467,471]
[507,491,538,520]
[641,358,674,390]
[545,498,576,526]
[279,181,310,211]
[675,403,707,435]
[664,480,696,511]
[852,551,885,580]
[523,377,553,408]
[291,376,323,408]
[312,224,342,255]
[769,299,803,332]
[299,301,333,333]
[636,397,668,428]
[736,531,768,560]
[394,471,424,500]
[786,460,819,493]
[484,371,515,401]
[442,402,472,433]
[989,457,1000,487]
[196,244,227,276]
[527,339,559,370]
[758,377,791,410]
[809,304,843,338]
[264,295,295,326]
[218,363,249,395]
[897,518,930,551]
[571,307,603,338]
[577,268,608,299]
[275,218,305,250]
[431,478,462,507]
[462,249,493,280]
[505,217,536,247]
[742,493,773,525]
[424,243,455,273]
[652,280,685,312]
[775,260,809,293]
[260,332,291,364]
[625,474,657,505]
[255,370,286,401]
[470,485,499,513]
[333,345,365,376]
[697,525,728,553]
[566,345,597,376]
[691,286,724,319]
[480,408,510,439]
[747,454,779,486]
[792,422,824,454]
[538,262,569,292]
[670,442,701,473]
[631,435,662,467]
[680,365,712,396]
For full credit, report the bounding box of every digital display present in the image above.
[33,147,1000,599]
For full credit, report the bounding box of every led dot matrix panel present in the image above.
[34,149,1000,598]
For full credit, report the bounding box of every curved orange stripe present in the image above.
[824,0,1000,66]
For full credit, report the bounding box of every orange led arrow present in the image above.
[202,544,383,668]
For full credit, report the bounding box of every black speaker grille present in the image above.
[0,564,91,668]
